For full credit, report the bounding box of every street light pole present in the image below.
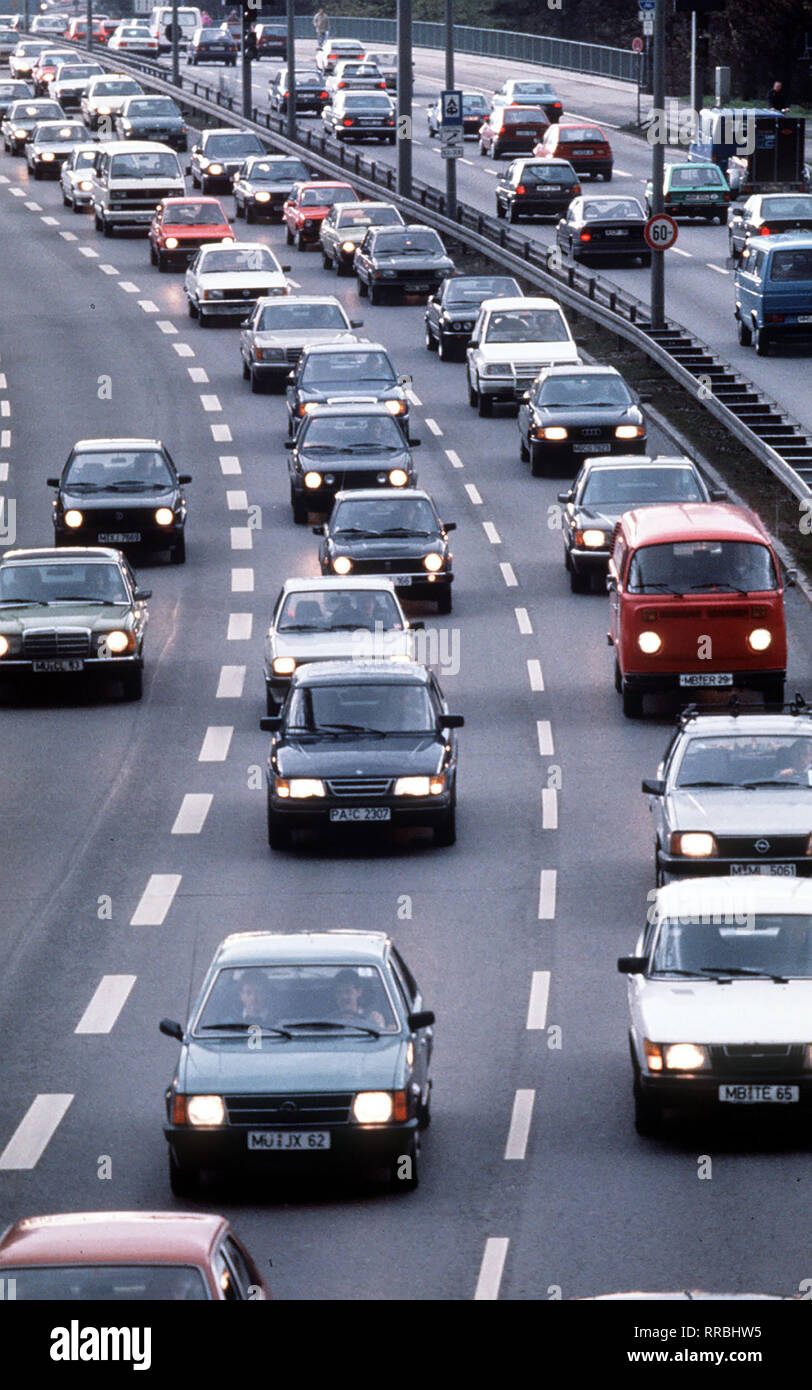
[286,0,296,142]
[172,0,180,88]
[444,0,456,220]
[86,0,92,53]
[240,6,252,119]
[397,0,412,199]
[650,0,666,328]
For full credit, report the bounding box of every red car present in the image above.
[149,195,233,271]
[478,105,549,159]
[31,49,75,95]
[282,179,357,250]
[533,121,614,181]
[0,1211,269,1300]
[65,18,109,45]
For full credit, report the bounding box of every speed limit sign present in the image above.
[644,213,678,250]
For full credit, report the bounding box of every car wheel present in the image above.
[519,434,529,461]
[434,802,456,846]
[467,375,478,407]
[737,315,752,346]
[603,169,613,181]
[495,198,505,219]
[121,665,143,701]
[71,197,83,215]
[753,324,770,356]
[102,216,114,237]
[285,224,294,245]
[477,391,493,417]
[157,250,167,271]
[369,284,381,305]
[569,563,590,594]
[169,1149,199,1198]
[655,847,667,889]
[291,485,308,525]
[62,188,70,206]
[322,248,332,269]
[613,658,622,693]
[425,324,436,351]
[265,684,279,717]
[242,355,250,380]
[529,443,547,477]
[250,366,263,393]
[389,1135,419,1191]
[191,170,199,188]
[633,1086,661,1138]
[234,198,244,218]
[94,206,103,231]
[357,275,368,297]
[149,241,158,264]
[267,798,292,850]
[437,331,452,361]
[170,533,186,565]
[187,297,198,317]
[507,202,518,223]
[478,139,486,156]
[622,683,643,718]
[198,310,210,327]
[417,1082,432,1129]
[296,230,307,251]
[436,587,452,615]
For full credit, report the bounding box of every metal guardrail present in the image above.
[65,40,812,506]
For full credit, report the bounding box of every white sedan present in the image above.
[60,145,99,212]
[184,242,291,326]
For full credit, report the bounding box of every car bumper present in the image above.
[294,223,325,242]
[0,655,141,677]
[656,851,811,878]
[55,523,183,548]
[198,297,264,315]
[636,1072,812,1109]
[165,1118,418,1170]
[68,187,94,205]
[754,320,812,341]
[575,240,649,257]
[507,197,573,217]
[621,667,786,695]
[666,199,729,217]
[334,126,395,140]
[371,275,448,294]
[568,544,611,572]
[532,437,647,467]
[268,787,453,829]
[106,209,159,225]
[570,158,613,176]
[480,378,541,401]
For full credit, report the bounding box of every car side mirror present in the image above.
[241,318,251,328]
[606,574,617,592]
[617,957,647,975]
[134,587,151,601]
[784,568,797,587]
[178,474,192,484]
[159,1018,183,1040]
[410,620,424,631]
[350,318,363,327]
[260,715,282,732]
[397,373,412,388]
[408,1009,435,1030]
[521,391,530,401]
[641,778,664,796]
[311,524,325,535]
[439,713,464,729]
[710,488,727,501]
[556,491,571,503]
[284,440,294,450]
[442,521,456,532]
[409,438,422,447]
[46,476,59,487]
[287,371,295,382]
[281,264,291,271]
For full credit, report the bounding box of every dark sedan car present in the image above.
[268,67,327,115]
[496,157,580,222]
[495,78,563,123]
[556,455,719,592]
[426,90,490,138]
[115,95,187,152]
[323,91,396,144]
[0,79,35,119]
[233,154,309,223]
[424,274,522,359]
[286,342,408,437]
[517,365,647,479]
[2,97,64,153]
[478,104,549,159]
[355,224,455,304]
[188,27,237,65]
[49,437,191,563]
[161,928,435,1192]
[315,487,455,612]
[727,192,812,261]
[260,661,462,847]
[555,195,650,264]
[190,127,266,193]
[286,404,419,523]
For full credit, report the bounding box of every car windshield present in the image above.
[288,72,321,84]
[126,99,178,117]
[287,681,434,734]
[247,159,307,182]
[205,134,263,156]
[65,449,173,488]
[164,202,223,225]
[197,964,400,1034]
[581,467,704,505]
[14,102,62,118]
[485,308,570,343]
[72,150,97,168]
[445,276,519,303]
[301,350,394,384]
[760,196,812,219]
[110,152,179,178]
[198,31,231,43]
[92,80,140,95]
[0,562,128,604]
[373,232,443,254]
[512,82,553,96]
[0,1265,209,1300]
[57,67,102,81]
[583,199,644,219]
[33,124,85,142]
[300,186,354,206]
[675,735,812,788]
[338,207,400,227]
[627,540,778,593]
[277,588,402,630]
[770,249,812,282]
[332,497,438,536]
[537,375,632,407]
[200,247,278,273]
[256,303,347,331]
[370,52,397,65]
[340,65,380,77]
[301,415,405,452]
[651,914,812,977]
[670,165,725,187]
[518,165,577,185]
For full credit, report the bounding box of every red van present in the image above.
[607,503,788,717]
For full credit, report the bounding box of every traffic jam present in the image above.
[0,3,810,1312]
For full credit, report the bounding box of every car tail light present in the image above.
[759,225,771,235]
[283,90,289,97]
[765,313,785,323]
[338,80,346,88]
[552,101,562,110]
[171,1094,186,1124]
[378,81,386,88]
[579,231,591,241]
[320,91,328,100]
[572,184,581,194]
[516,184,526,195]
[497,126,506,135]
[342,118,353,126]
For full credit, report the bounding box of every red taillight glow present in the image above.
[572,184,581,194]
[516,184,526,194]
[320,91,328,100]
[759,225,771,235]
[342,117,353,126]
[580,231,591,241]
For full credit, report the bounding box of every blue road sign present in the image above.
[638,0,655,9]
[441,90,463,127]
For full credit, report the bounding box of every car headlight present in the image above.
[423,553,443,572]
[747,627,771,651]
[100,629,132,654]
[96,104,111,115]
[384,399,406,415]
[615,424,645,439]
[482,363,510,376]
[186,1094,226,1127]
[538,426,568,440]
[637,630,662,654]
[272,657,296,675]
[394,775,431,797]
[41,150,55,161]
[254,189,271,202]
[663,1043,709,1072]
[332,555,352,574]
[670,831,717,858]
[341,239,356,253]
[575,528,606,548]
[275,777,326,799]
[207,162,223,175]
[64,509,83,528]
[303,470,322,489]
[153,507,174,526]
[0,635,9,658]
[14,128,27,138]
[388,468,408,487]
[78,179,92,191]
[352,1091,393,1123]
[164,235,178,249]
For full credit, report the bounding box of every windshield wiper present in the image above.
[280,1019,380,1037]
[0,597,46,606]
[740,779,810,789]
[635,582,684,595]
[314,721,387,734]
[684,582,749,595]
[199,1021,292,1038]
[333,527,381,538]
[700,964,789,983]
[277,623,322,632]
[301,444,341,454]
[678,780,740,788]
[378,527,434,537]
[105,480,170,491]
[64,481,105,491]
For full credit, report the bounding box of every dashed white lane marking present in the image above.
[527,658,544,691]
[445,448,464,468]
[287,277,300,287]
[0,464,8,482]
[171,792,213,835]
[130,873,182,927]
[200,393,221,411]
[75,975,136,1034]
[464,483,482,505]
[538,869,557,920]
[482,168,498,177]
[671,247,691,258]
[158,319,178,334]
[515,606,533,634]
[188,366,209,382]
[40,215,59,225]
[613,168,633,176]
[0,1095,74,1171]
[230,526,252,550]
[24,200,41,210]
[0,175,9,183]
[99,263,118,274]
[0,375,6,390]
[216,664,246,698]
[483,520,501,544]
[227,612,253,640]
[212,423,232,442]
[568,109,622,130]
[425,417,442,436]
[706,262,729,275]
[231,566,254,592]
[504,1089,535,1161]
[9,187,25,197]
[220,454,241,474]
[474,1238,509,1301]
[499,561,517,585]
[173,342,195,357]
[199,725,233,762]
[536,720,554,755]
[78,245,98,257]
[226,489,248,510]
[118,280,139,292]
[526,970,551,1029]
[406,388,421,406]
[0,430,10,449]
[59,229,77,239]
[0,401,9,417]
[541,786,559,830]
[459,157,474,166]
[138,299,159,313]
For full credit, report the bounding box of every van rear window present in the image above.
[769,248,812,282]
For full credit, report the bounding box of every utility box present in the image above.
[714,66,731,107]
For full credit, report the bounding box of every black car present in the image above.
[426,91,491,138]
[189,127,266,192]
[315,488,455,613]
[268,67,327,115]
[424,273,522,359]
[556,454,721,592]
[354,224,455,304]
[115,95,187,152]
[496,157,580,222]
[517,365,647,479]
[555,194,650,264]
[0,79,35,119]
[187,27,237,65]
[728,193,812,261]
[260,660,463,847]
[287,405,419,523]
[323,91,396,144]
[233,154,309,222]
[49,437,191,563]
[286,342,409,437]
[160,928,434,1193]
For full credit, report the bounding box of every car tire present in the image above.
[436,587,452,615]
[753,325,770,356]
[417,1082,432,1129]
[296,230,307,251]
[507,202,518,223]
[519,434,529,461]
[71,197,83,215]
[62,189,70,206]
[434,802,456,846]
[477,391,493,417]
[242,356,250,380]
[265,683,279,717]
[495,199,505,219]
[94,206,103,231]
[737,315,752,346]
[150,241,157,264]
[322,249,332,269]
[467,375,478,407]
[437,331,452,361]
[121,665,143,701]
[491,144,500,160]
[191,170,199,188]
[291,485,307,525]
[157,250,167,271]
[369,284,381,305]
[285,224,294,245]
[633,1086,661,1138]
[357,276,368,297]
[198,310,210,327]
[234,198,244,218]
[389,1135,419,1191]
[250,366,263,393]
[529,444,547,477]
[425,325,436,351]
[613,657,622,694]
[655,847,667,889]
[187,297,198,317]
[569,563,590,594]
[169,1149,199,1198]
[603,169,613,181]
[170,533,186,564]
[622,683,643,718]
[102,215,113,237]
[640,252,651,267]
[478,139,486,156]
[267,799,292,850]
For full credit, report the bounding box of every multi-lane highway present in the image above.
[0,47,811,1304]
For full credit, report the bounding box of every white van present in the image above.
[90,139,185,235]
[150,7,202,51]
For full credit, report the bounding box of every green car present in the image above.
[645,161,732,223]
[0,547,150,700]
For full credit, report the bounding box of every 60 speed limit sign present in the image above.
[644,213,678,251]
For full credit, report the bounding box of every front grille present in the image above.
[391,268,439,282]
[575,426,612,440]
[225,1092,353,1125]
[285,346,303,364]
[716,835,809,859]
[327,777,392,796]
[353,557,425,575]
[23,629,90,658]
[711,1044,802,1076]
[81,507,157,528]
[112,186,178,202]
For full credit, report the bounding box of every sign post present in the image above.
[440,88,463,167]
[443,0,457,220]
[644,212,678,251]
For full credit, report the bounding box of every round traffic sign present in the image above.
[631,37,643,53]
[644,212,678,251]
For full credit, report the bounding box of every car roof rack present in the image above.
[678,692,808,727]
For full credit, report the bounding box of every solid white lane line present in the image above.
[482,520,501,544]
[138,299,159,313]
[118,280,140,291]
[541,786,558,829]
[464,483,482,505]
[671,247,691,258]
[171,793,213,835]
[231,567,254,592]
[526,970,551,1029]
[425,417,443,436]
[75,975,136,1034]
[536,720,554,756]
[527,658,544,691]
[504,1089,535,1160]
[474,1238,509,1300]
[130,873,182,927]
[200,393,221,411]
[515,606,532,634]
[0,1095,74,1171]
[538,869,557,920]
[227,612,253,640]
[173,342,195,357]
[230,526,252,550]
[706,262,729,275]
[445,448,464,468]
[226,490,248,510]
[219,454,241,474]
[499,561,517,585]
[216,665,246,698]
[212,424,232,442]
[157,319,177,334]
[199,726,233,762]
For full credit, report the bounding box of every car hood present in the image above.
[665,788,812,833]
[53,78,96,91]
[372,253,453,270]
[296,382,399,403]
[60,485,178,508]
[574,502,666,528]
[270,630,413,661]
[635,978,812,1043]
[86,95,131,111]
[297,447,413,471]
[276,735,444,777]
[178,1034,405,1092]
[162,222,228,236]
[478,341,580,363]
[195,271,286,290]
[252,329,356,348]
[127,116,183,128]
[535,406,639,427]
[330,536,442,561]
[32,139,84,153]
[0,601,133,632]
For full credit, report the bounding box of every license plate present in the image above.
[679,672,733,687]
[97,532,141,543]
[573,442,611,453]
[407,284,429,293]
[330,807,391,822]
[719,1085,798,1104]
[730,863,797,876]
[797,314,812,323]
[358,119,378,125]
[248,1130,331,1150]
[391,574,414,585]
[605,228,628,236]
[690,193,714,201]
[572,148,595,156]
[32,658,84,673]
